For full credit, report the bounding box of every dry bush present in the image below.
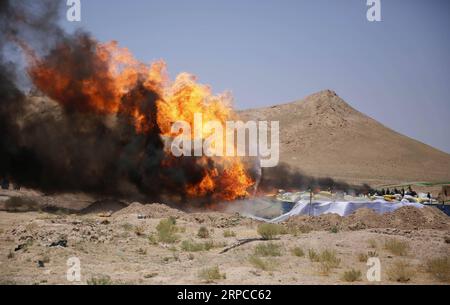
[330,226,339,234]
[308,249,320,262]
[387,260,413,283]
[342,269,362,282]
[156,218,178,243]
[319,249,341,271]
[368,251,378,257]
[87,275,113,285]
[7,251,14,259]
[248,255,277,271]
[358,253,368,262]
[181,240,214,252]
[257,223,281,240]
[254,242,282,257]
[291,247,305,257]
[223,230,236,238]
[134,225,145,236]
[197,226,210,239]
[384,239,409,256]
[198,266,226,283]
[308,248,341,275]
[426,257,450,282]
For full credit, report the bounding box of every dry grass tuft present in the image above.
[342,269,362,282]
[197,226,210,239]
[198,266,226,283]
[426,257,450,282]
[156,218,178,243]
[257,223,282,240]
[254,242,282,257]
[384,239,409,256]
[387,260,413,283]
[223,230,236,238]
[248,255,277,271]
[291,247,305,257]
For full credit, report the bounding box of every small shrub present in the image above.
[309,248,341,275]
[342,269,362,282]
[148,233,158,245]
[257,223,281,240]
[384,239,409,256]
[291,247,305,257]
[156,218,178,243]
[87,275,113,285]
[358,253,368,262]
[254,242,282,257]
[320,249,341,268]
[387,260,413,283]
[197,226,210,239]
[426,257,450,282]
[368,251,378,258]
[134,225,145,236]
[367,239,377,249]
[330,226,339,234]
[248,255,276,271]
[308,249,320,262]
[223,230,236,238]
[181,240,214,252]
[7,251,14,259]
[198,266,226,283]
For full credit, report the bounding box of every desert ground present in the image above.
[1,189,449,285]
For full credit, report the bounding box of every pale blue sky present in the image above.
[63,0,450,153]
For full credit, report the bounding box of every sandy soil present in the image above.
[1,195,449,285]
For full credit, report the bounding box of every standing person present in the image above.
[427,192,432,203]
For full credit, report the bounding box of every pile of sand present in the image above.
[112,202,185,219]
[286,206,450,231]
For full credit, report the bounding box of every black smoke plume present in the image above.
[0,0,209,201]
[259,163,373,194]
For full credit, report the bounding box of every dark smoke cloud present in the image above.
[0,0,210,201]
[259,163,372,194]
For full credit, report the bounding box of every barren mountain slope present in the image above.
[239,90,450,185]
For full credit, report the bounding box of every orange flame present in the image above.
[26,38,254,201]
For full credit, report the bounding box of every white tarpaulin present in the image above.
[267,199,424,223]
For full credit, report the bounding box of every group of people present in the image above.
[370,186,431,200]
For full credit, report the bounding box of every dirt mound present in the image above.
[112,202,185,219]
[80,199,128,215]
[286,206,450,231]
